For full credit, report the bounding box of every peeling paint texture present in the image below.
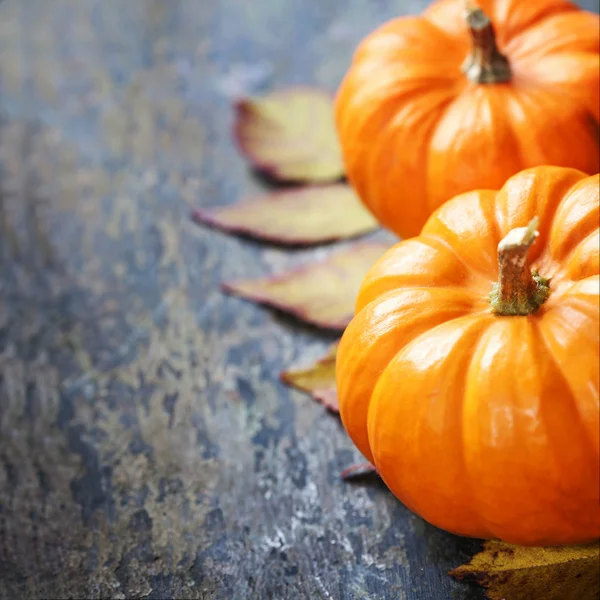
[0,1,595,599]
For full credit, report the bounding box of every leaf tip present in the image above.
[191,208,216,227]
[278,370,292,385]
[220,280,238,295]
[341,463,377,482]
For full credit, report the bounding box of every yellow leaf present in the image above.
[222,242,388,330]
[450,540,600,600]
[280,342,339,412]
[234,88,344,183]
[192,184,378,246]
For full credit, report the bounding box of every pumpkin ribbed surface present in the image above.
[336,166,600,545]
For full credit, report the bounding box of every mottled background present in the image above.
[0,1,597,599]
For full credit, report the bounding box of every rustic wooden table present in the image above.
[0,1,597,599]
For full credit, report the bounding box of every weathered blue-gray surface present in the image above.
[0,1,597,599]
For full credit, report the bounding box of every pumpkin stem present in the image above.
[462,3,512,84]
[489,217,550,316]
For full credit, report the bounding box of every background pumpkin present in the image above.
[335,166,599,546]
[335,0,600,239]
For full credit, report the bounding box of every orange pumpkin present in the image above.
[336,166,600,546]
[335,0,600,239]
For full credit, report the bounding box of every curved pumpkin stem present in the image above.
[489,217,550,316]
[462,3,512,84]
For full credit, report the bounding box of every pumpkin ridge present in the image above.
[459,317,581,545]
[385,100,453,228]
[363,285,490,316]
[554,222,600,276]
[504,88,556,167]
[564,230,600,281]
[516,82,599,158]
[538,277,600,463]
[355,236,480,310]
[504,10,600,62]
[497,2,585,55]
[548,174,600,265]
[551,289,600,325]
[367,314,494,537]
[423,91,467,216]
[532,321,599,506]
[537,304,599,394]
[419,232,493,286]
[493,167,589,270]
[338,287,479,463]
[457,315,509,540]
[509,91,597,186]
[354,16,458,66]
[337,74,457,217]
[512,54,600,126]
[425,87,528,216]
[422,9,470,45]
[359,87,459,233]
[491,88,528,193]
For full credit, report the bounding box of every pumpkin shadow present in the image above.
[411,516,487,600]
[343,465,487,599]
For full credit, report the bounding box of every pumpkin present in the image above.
[335,0,600,239]
[336,166,599,546]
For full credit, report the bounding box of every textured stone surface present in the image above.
[0,1,596,599]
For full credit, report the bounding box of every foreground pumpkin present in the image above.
[336,166,599,546]
[335,0,600,239]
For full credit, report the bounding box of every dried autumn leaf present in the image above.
[312,388,339,413]
[234,88,344,183]
[341,463,377,481]
[222,242,389,330]
[450,540,600,600]
[280,342,339,412]
[192,184,378,246]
